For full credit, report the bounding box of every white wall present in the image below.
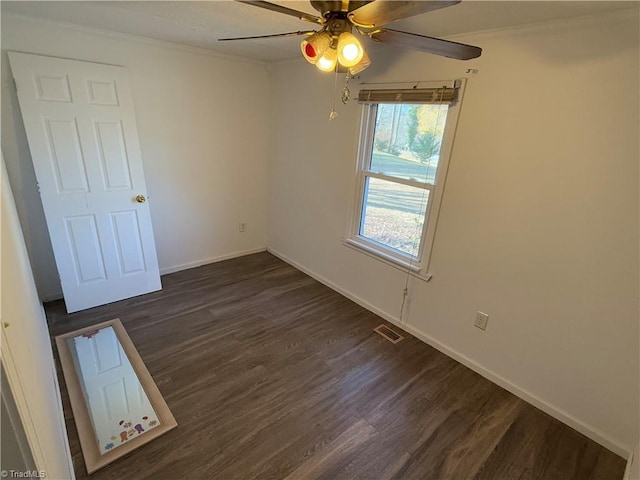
[268,10,639,455]
[1,14,271,300]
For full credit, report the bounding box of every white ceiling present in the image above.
[2,1,638,62]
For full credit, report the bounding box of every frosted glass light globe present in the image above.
[316,48,338,72]
[337,32,364,68]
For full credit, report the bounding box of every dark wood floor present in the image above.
[46,252,625,480]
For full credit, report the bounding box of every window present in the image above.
[346,80,465,276]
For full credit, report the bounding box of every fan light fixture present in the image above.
[221,1,483,77]
[301,25,368,73]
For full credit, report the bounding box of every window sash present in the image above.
[363,171,434,190]
[357,174,433,260]
[354,102,436,263]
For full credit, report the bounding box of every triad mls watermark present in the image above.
[0,471,46,479]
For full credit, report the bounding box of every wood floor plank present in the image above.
[45,252,626,480]
[283,419,378,480]
[475,406,625,480]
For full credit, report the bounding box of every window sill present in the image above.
[342,237,433,282]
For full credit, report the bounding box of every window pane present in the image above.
[360,177,429,257]
[369,104,449,184]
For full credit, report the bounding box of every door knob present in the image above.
[135,195,146,203]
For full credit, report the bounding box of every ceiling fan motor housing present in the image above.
[326,17,352,38]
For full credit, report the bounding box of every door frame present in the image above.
[1,151,76,478]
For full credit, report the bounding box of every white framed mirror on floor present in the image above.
[56,319,177,474]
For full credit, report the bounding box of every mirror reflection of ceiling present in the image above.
[2,1,637,62]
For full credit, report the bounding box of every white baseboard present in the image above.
[159,247,267,275]
[40,292,63,303]
[40,248,268,303]
[267,247,631,458]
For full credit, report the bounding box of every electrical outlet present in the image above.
[239,223,246,233]
[474,311,489,331]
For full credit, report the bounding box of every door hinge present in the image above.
[12,77,18,92]
[36,182,41,193]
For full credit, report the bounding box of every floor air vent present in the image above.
[373,324,405,344]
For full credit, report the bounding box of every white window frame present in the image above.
[344,79,466,280]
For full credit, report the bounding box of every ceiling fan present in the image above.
[219,1,482,74]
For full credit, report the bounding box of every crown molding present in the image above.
[1,12,271,68]
[445,5,639,42]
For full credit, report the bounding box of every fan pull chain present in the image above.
[341,72,351,104]
[329,67,339,120]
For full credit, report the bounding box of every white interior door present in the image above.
[8,52,161,313]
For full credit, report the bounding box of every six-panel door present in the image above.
[9,52,161,312]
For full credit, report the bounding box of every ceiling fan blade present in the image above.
[236,1,323,24]
[349,1,461,27]
[370,28,482,60]
[219,31,316,41]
